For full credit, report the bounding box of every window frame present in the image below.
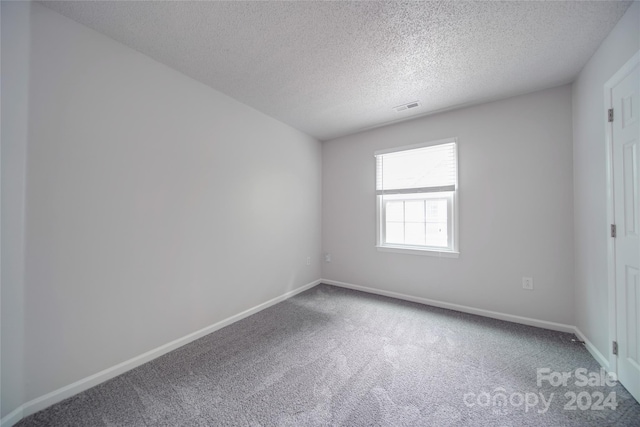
[375,137,459,258]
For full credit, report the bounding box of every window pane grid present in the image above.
[383,197,449,248]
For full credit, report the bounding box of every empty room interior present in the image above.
[2,1,640,426]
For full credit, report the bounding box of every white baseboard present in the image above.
[0,279,321,427]
[573,327,610,370]
[0,407,24,427]
[3,279,610,427]
[321,279,575,333]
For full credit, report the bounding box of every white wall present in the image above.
[1,1,30,419]
[322,85,574,325]
[572,2,640,361]
[3,2,321,409]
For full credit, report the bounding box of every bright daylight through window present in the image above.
[375,138,458,256]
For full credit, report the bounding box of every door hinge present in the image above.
[608,108,614,122]
[613,341,618,356]
[611,224,617,238]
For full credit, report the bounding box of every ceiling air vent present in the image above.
[394,101,421,112]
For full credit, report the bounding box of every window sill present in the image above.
[376,245,459,258]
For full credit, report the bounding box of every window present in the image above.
[375,138,458,256]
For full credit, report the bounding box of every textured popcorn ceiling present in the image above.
[41,1,633,141]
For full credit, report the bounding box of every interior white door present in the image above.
[612,57,640,403]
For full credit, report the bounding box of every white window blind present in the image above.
[375,142,457,195]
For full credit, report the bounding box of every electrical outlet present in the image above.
[522,277,534,290]
[306,256,311,266]
[324,253,332,263]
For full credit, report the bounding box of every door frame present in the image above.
[604,49,640,376]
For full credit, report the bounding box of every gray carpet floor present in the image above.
[17,284,640,426]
